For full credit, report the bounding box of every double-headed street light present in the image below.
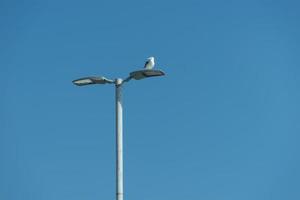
[72,69,165,200]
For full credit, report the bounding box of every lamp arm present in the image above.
[121,76,133,84]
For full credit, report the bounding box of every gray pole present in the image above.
[115,78,123,200]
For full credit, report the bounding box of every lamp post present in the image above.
[73,69,165,200]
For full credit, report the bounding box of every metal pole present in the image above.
[115,78,123,200]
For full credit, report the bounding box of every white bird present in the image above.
[144,57,155,69]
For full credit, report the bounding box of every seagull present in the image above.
[144,57,155,69]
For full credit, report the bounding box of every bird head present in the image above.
[147,57,155,61]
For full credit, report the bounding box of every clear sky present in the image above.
[1,0,300,199]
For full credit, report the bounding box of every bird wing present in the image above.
[144,60,150,68]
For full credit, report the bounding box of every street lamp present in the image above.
[72,69,165,200]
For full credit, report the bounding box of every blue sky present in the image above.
[1,0,300,199]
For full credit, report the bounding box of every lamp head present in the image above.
[72,76,114,86]
[129,69,165,80]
